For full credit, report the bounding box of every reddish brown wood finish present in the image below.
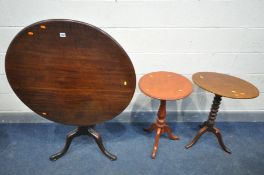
[139,71,192,158]
[139,71,192,101]
[5,19,136,126]
[144,100,179,159]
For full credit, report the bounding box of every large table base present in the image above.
[49,126,117,161]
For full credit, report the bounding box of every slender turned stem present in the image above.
[144,100,179,159]
[156,100,166,127]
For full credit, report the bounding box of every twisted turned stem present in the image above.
[207,95,222,127]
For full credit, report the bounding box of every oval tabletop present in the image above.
[5,19,136,126]
[192,72,259,99]
[139,71,192,100]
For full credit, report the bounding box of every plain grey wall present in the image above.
[0,0,263,117]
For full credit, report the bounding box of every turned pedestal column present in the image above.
[139,71,192,158]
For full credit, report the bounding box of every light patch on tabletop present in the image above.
[27,32,34,36]
[40,25,46,29]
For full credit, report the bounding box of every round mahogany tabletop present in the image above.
[139,71,192,101]
[5,19,136,126]
[192,72,259,99]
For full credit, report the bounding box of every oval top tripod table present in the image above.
[139,71,192,158]
[185,72,259,153]
[5,19,136,161]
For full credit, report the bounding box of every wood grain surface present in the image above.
[139,71,192,100]
[192,72,259,99]
[5,19,136,126]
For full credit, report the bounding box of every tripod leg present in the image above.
[185,126,208,149]
[50,128,80,161]
[144,123,156,133]
[163,125,179,140]
[151,128,162,159]
[87,127,117,161]
[212,127,232,154]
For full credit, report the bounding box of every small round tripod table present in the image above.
[139,71,192,158]
[185,72,259,154]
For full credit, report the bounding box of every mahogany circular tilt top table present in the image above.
[139,71,192,158]
[5,19,136,161]
[185,72,259,154]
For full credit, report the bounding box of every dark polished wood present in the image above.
[6,19,136,126]
[5,19,136,160]
[186,72,259,154]
[139,71,192,158]
[50,126,117,161]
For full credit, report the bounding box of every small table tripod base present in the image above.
[144,100,179,159]
[50,126,117,161]
[139,71,192,158]
[185,95,231,154]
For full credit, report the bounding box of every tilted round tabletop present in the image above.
[139,71,192,100]
[192,72,259,99]
[5,19,136,126]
